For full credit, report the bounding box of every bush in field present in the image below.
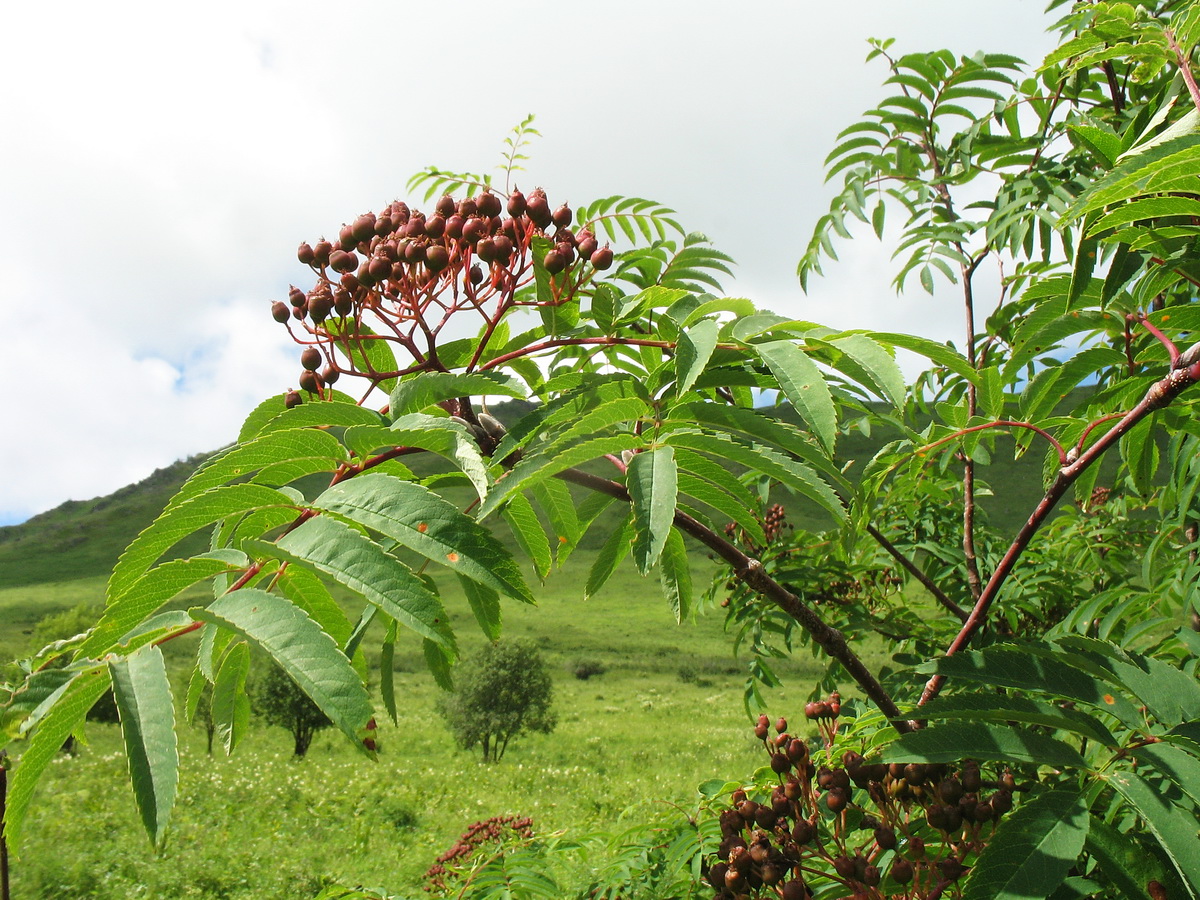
[253,663,332,758]
[438,640,556,762]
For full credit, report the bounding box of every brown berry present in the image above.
[284,389,302,409]
[507,190,527,217]
[297,242,315,265]
[552,203,573,228]
[351,214,376,243]
[271,301,290,323]
[543,249,565,274]
[300,347,322,370]
[435,194,456,217]
[321,364,340,385]
[890,858,913,884]
[298,369,322,393]
[425,244,450,271]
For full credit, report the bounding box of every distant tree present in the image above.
[438,639,556,763]
[253,663,331,758]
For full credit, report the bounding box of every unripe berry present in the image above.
[297,242,315,265]
[425,244,450,271]
[424,215,446,240]
[507,190,527,217]
[775,716,788,734]
[313,240,332,266]
[351,214,376,243]
[338,224,356,251]
[542,249,565,274]
[435,194,456,217]
[590,246,614,270]
[477,191,502,218]
[552,203,573,228]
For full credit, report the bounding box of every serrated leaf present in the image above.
[961,785,1088,900]
[345,413,491,501]
[5,667,111,850]
[827,333,906,409]
[190,589,373,748]
[423,638,454,692]
[77,551,247,659]
[314,473,532,604]
[1086,818,1172,900]
[917,694,1117,746]
[868,332,979,382]
[108,484,297,602]
[675,319,719,399]
[169,430,348,511]
[1108,771,1200,899]
[457,573,502,641]
[254,400,386,438]
[480,434,643,520]
[502,491,553,579]
[665,430,846,522]
[380,618,398,726]
[756,340,837,456]
[628,447,678,574]
[677,472,765,545]
[659,527,692,623]
[532,479,580,559]
[109,644,179,843]
[271,514,456,650]
[586,509,633,600]
[388,372,526,418]
[883,722,1086,767]
[211,640,250,755]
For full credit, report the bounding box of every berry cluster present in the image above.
[704,706,1026,900]
[424,814,535,894]
[273,189,614,400]
[724,503,793,553]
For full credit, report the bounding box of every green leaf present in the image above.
[480,434,643,520]
[344,414,491,502]
[665,430,846,522]
[915,644,1142,725]
[109,645,179,846]
[271,514,456,650]
[169,430,348,511]
[387,372,526,418]
[5,667,111,850]
[675,319,719,398]
[315,473,533,604]
[501,492,552,579]
[274,564,355,649]
[1131,742,1200,810]
[756,340,838,456]
[190,589,374,749]
[423,638,454,692]
[659,527,692,623]
[961,785,1089,900]
[77,551,248,659]
[253,400,386,438]
[1108,771,1200,900]
[677,472,765,545]
[586,509,633,600]
[628,447,678,574]
[868,332,979,382]
[917,694,1117,746]
[1086,818,1173,900]
[108,484,297,602]
[457,573,502,641]
[826,333,906,409]
[882,722,1087,767]
[532,479,581,556]
[380,618,398,726]
[211,640,251,755]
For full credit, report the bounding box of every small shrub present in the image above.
[253,662,331,758]
[570,658,607,680]
[438,639,556,762]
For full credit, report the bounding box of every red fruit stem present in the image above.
[1166,29,1200,115]
[916,420,1067,466]
[919,341,1200,706]
[557,467,909,729]
[1137,313,1180,367]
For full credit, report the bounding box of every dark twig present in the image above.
[866,524,969,623]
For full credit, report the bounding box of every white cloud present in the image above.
[0,0,1059,522]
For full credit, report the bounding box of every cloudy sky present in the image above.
[0,1,1058,526]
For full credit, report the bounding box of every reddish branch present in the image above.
[919,341,1200,705]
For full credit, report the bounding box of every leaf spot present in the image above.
[558,536,568,544]
[417,522,428,533]
[447,552,460,563]
[1103,693,1115,705]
